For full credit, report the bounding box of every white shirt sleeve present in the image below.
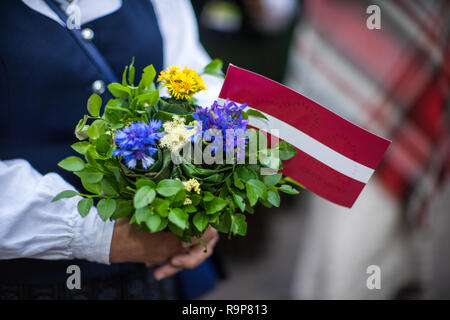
[151,0,224,107]
[0,159,114,264]
[0,0,218,266]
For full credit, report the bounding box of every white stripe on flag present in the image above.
[218,99,375,183]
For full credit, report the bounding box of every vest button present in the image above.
[81,28,94,41]
[92,80,106,94]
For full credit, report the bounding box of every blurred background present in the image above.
[191,0,450,299]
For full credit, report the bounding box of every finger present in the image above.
[171,234,218,269]
[184,226,217,249]
[153,263,182,281]
[153,234,218,279]
[181,227,215,249]
[201,226,218,242]
[182,237,199,249]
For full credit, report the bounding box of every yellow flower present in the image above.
[158,66,207,100]
[157,65,180,82]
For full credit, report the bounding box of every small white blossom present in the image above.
[183,178,201,194]
[159,115,197,151]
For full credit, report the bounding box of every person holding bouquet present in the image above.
[0,0,223,299]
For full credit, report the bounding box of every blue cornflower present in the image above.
[112,120,164,169]
[192,100,249,157]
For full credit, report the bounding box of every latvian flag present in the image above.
[219,65,391,208]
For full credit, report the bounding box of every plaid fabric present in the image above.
[286,0,450,225]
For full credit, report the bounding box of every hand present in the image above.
[152,226,219,281]
[109,218,184,265]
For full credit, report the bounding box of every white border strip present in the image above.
[218,99,374,183]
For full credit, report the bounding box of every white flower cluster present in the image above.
[159,115,197,151]
[183,178,201,194]
[183,178,201,205]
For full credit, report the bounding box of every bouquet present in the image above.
[53,59,300,243]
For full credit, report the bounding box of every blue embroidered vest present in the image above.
[0,0,164,284]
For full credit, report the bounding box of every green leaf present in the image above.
[97,199,117,221]
[247,179,267,200]
[263,172,282,187]
[136,90,159,106]
[71,141,90,154]
[74,170,103,184]
[246,185,257,206]
[77,198,93,217]
[139,64,156,90]
[278,184,300,195]
[85,145,101,169]
[87,120,106,140]
[284,177,306,189]
[157,100,192,114]
[122,65,129,86]
[193,212,209,232]
[276,141,297,161]
[215,211,231,233]
[81,180,102,194]
[95,136,111,155]
[146,215,161,233]
[155,217,168,232]
[168,221,184,237]
[134,186,156,209]
[232,192,246,212]
[236,166,258,181]
[136,177,156,189]
[259,198,273,208]
[152,198,170,217]
[183,204,197,213]
[202,59,223,78]
[87,93,102,117]
[128,57,136,86]
[101,176,120,196]
[52,190,79,202]
[233,171,244,190]
[58,156,85,171]
[111,200,133,220]
[267,189,280,207]
[135,206,151,224]
[205,197,228,215]
[168,208,189,230]
[190,193,202,206]
[75,115,89,140]
[170,189,186,207]
[246,108,268,120]
[203,191,215,202]
[108,83,130,99]
[105,105,131,114]
[231,213,247,236]
[156,179,184,197]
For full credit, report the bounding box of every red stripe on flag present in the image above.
[260,129,365,207]
[284,146,366,208]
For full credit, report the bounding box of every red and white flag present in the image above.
[219,65,391,208]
